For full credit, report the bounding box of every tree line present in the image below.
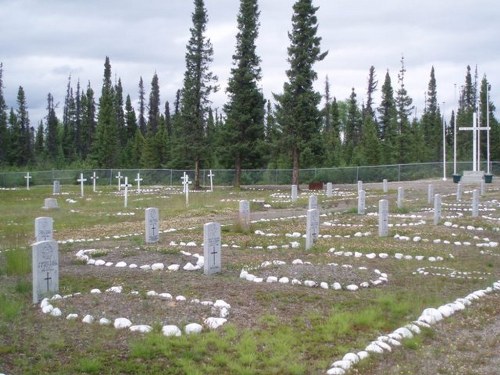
[0,0,498,187]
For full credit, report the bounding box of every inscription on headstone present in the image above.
[433,194,442,225]
[291,185,298,202]
[145,207,159,243]
[378,199,389,237]
[358,190,366,215]
[35,217,53,242]
[203,222,221,275]
[32,240,59,304]
[308,195,318,210]
[472,189,479,218]
[427,184,434,205]
[52,180,61,195]
[326,182,333,198]
[305,208,320,250]
[239,200,250,230]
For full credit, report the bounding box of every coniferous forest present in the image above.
[0,0,498,187]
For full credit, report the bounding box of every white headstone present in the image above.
[358,190,366,215]
[357,180,363,193]
[208,170,215,192]
[397,187,404,209]
[90,172,99,193]
[383,179,388,193]
[308,195,318,210]
[326,182,333,198]
[378,199,389,237]
[305,208,320,250]
[204,222,221,275]
[291,185,298,202]
[239,200,250,230]
[134,173,143,193]
[115,171,123,191]
[122,177,130,208]
[43,198,58,210]
[433,194,442,225]
[472,189,479,218]
[32,240,59,304]
[52,180,61,195]
[77,173,87,197]
[145,207,159,243]
[25,172,32,190]
[35,217,53,242]
[427,184,434,204]
[480,180,485,196]
[456,183,463,202]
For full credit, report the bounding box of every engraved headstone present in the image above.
[145,207,159,243]
[291,185,298,202]
[357,180,363,193]
[239,200,250,230]
[472,189,479,218]
[358,190,366,215]
[308,195,318,210]
[305,208,320,250]
[427,184,434,204]
[378,199,389,237]
[203,222,221,275]
[383,179,388,193]
[43,198,58,210]
[35,217,53,242]
[52,180,61,195]
[326,182,333,198]
[32,240,59,304]
[397,187,404,209]
[433,194,442,225]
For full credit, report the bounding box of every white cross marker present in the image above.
[24,172,32,190]
[181,173,192,206]
[90,172,99,193]
[121,177,131,208]
[115,171,123,191]
[459,112,490,172]
[77,173,87,197]
[208,170,215,192]
[134,173,143,193]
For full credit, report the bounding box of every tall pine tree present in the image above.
[0,63,8,165]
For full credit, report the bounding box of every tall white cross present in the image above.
[115,171,123,191]
[459,112,490,172]
[121,177,130,208]
[181,173,191,206]
[208,170,215,192]
[90,171,99,193]
[134,173,143,193]
[24,172,32,190]
[77,173,87,197]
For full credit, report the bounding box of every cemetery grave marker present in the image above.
[378,199,389,237]
[358,190,366,215]
[181,173,192,206]
[145,207,159,244]
[122,177,131,208]
[32,240,59,304]
[90,171,99,193]
[208,170,215,192]
[134,173,143,193]
[326,182,333,198]
[308,195,318,210]
[357,180,363,193]
[77,173,87,197]
[35,217,53,242]
[53,180,61,195]
[472,189,479,217]
[397,187,404,209]
[427,184,434,204]
[305,208,320,250]
[25,172,32,190]
[239,200,250,230]
[383,179,388,193]
[434,194,442,225]
[203,222,221,275]
[115,171,123,191]
[456,183,463,201]
[291,185,298,202]
[43,198,59,210]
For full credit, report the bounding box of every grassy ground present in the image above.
[0,180,499,374]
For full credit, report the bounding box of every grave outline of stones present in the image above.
[134,172,143,193]
[32,240,59,304]
[378,199,389,237]
[145,207,159,244]
[358,190,366,215]
[122,176,131,208]
[90,171,99,193]
[204,222,221,275]
[25,172,32,190]
[35,216,53,242]
[77,173,87,197]
[115,171,123,191]
[208,170,215,192]
[305,208,320,250]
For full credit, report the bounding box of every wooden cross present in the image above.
[121,177,131,208]
[115,172,123,191]
[134,173,143,193]
[208,170,215,192]
[24,172,32,190]
[77,173,87,197]
[90,172,99,192]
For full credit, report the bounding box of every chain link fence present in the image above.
[0,161,497,188]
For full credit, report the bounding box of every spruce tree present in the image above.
[364,66,378,121]
[147,73,160,135]
[80,82,96,160]
[114,78,126,150]
[138,77,147,135]
[421,66,442,161]
[46,93,60,162]
[62,76,76,162]
[344,88,363,164]
[0,63,8,165]
[223,0,265,187]
[274,0,327,185]
[178,0,218,188]
[395,56,414,163]
[15,86,32,166]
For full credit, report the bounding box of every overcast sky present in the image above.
[1,0,498,128]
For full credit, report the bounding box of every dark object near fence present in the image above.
[308,182,324,190]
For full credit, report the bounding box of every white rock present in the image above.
[185,323,203,335]
[332,282,342,290]
[279,277,290,284]
[346,284,359,291]
[151,263,164,271]
[107,286,123,293]
[114,318,132,329]
[437,305,454,318]
[374,340,392,352]
[41,304,54,314]
[326,368,346,375]
[130,325,152,333]
[292,259,303,265]
[204,317,227,329]
[304,280,316,288]
[115,261,127,268]
[393,327,413,339]
[90,289,102,294]
[50,308,62,317]
[266,276,278,283]
[183,262,197,271]
[99,318,111,325]
[320,282,329,289]
[214,300,231,309]
[331,360,351,370]
[365,343,384,354]
[168,264,180,271]
[66,313,78,320]
[162,325,182,337]
[82,315,94,324]
[342,352,359,364]
[176,295,186,301]
[357,351,369,360]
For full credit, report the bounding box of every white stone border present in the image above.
[325,280,500,375]
[40,286,231,336]
[328,249,444,263]
[413,266,492,280]
[240,259,388,291]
